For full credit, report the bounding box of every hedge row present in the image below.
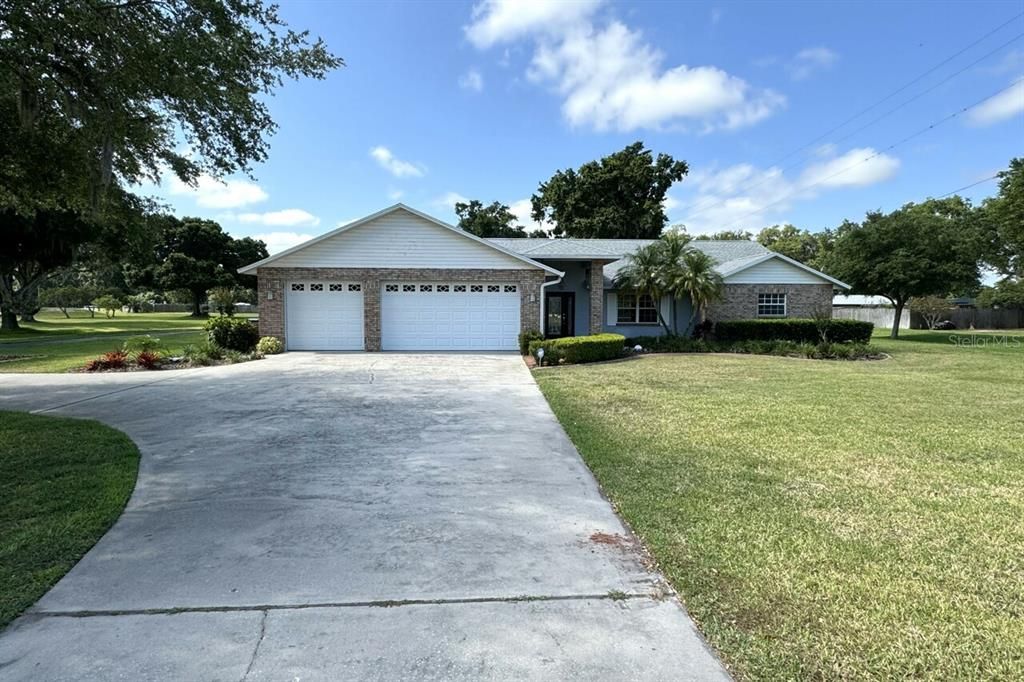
[528,333,626,365]
[625,335,881,360]
[714,318,873,344]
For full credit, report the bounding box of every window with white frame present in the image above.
[617,293,658,324]
[757,293,787,317]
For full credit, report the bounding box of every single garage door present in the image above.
[381,282,520,351]
[286,281,364,350]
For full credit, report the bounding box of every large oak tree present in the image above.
[531,142,688,239]
[823,198,982,338]
[0,0,342,329]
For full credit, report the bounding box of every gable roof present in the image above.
[491,237,849,290]
[715,251,851,289]
[238,204,563,275]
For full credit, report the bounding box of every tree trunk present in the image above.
[1,308,19,331]
[60,306,70,318]
[890,300,904,338]
[191,292,204,317]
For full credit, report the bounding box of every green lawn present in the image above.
[0,310,217,372]
[535,330,1024,680]
[0,411,140,629]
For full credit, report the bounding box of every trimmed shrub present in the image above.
[528,333,626,365]
[715,318,873,344]
[205,316,260,352]
[518,330,544,356]
[256,336,284,355]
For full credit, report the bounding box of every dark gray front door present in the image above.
[545,292,575,338]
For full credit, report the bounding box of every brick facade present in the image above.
[588,261,606,335]
[256,267,545,351]
[706,283,834,322]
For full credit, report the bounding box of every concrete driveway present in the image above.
[0,354,728,680]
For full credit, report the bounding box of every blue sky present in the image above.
[150,0,1023,253]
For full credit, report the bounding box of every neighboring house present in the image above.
[239,204,850,351]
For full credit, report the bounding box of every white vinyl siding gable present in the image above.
[270,209,534,270]
[724,257,830,285]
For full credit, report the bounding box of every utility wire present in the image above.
[683,12,1024,220]
[937,175,1000,198]
[716,79,1023,229]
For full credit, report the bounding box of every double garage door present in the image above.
[286,280,520,351]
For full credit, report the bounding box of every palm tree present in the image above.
[669,249,724,335]
[613,242,672,336]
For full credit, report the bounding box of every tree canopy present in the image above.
[455,200,531,238]
[531,142,688,239]
[695,230,754,241]
[0,0,341,329]
[980,157,1023,279]
[1,0,342,213]
[823,198,982,338]
[151,217,267,317]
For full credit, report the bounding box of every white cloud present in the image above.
[249,231,316,255]
[387,188,404,201]
[663,195,681,211]
[459,68,484,92]
[434,191,470,210]
[789,46,838,81]
[168,174,268,209]
[370,146,425,178]
[800,148,900,188]
[509,197,554,234]
[967,78,1024,126]
[467,2,784,132]
[677,148,899,233]
[237,209,321,228]
[465,0,604,48]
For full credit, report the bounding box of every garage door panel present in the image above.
[382,282,520,351]
[286,281,364,351]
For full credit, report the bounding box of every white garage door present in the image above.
[286,281,364,351]
[381,282,520,351]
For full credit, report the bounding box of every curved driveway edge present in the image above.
[0,354,729,680]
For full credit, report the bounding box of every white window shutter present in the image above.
[606,292,617,326]
[660,295,672,327]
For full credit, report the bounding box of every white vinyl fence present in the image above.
[832,306,909,329]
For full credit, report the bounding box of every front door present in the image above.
[545,292,575,338]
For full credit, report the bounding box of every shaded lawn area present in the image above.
[0,411,140,629]
[535,330,1024,680]
[0,310,226,372]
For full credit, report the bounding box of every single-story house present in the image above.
[239,204,851,351]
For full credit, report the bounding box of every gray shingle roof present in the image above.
[487,237,773,287]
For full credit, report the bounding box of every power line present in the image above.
[716,79,1023,229]
[937,175,1000,198]
[683,12,1024,220]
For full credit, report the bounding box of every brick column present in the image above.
[257,273,284,341]
[589,261,605,335]
[363,278,381,351]
[520,272,543,334]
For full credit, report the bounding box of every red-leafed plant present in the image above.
[135,350,162,370]
[85,350,129,372]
